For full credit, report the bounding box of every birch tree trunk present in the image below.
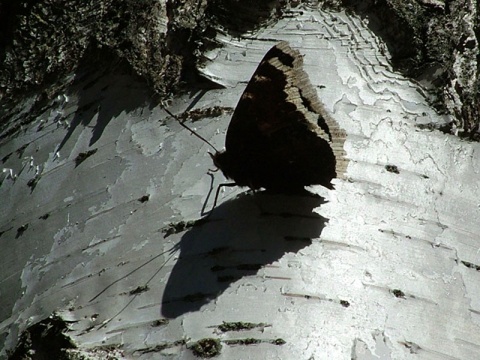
[1,1,479,359]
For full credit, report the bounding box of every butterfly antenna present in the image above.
[163,108,219,153]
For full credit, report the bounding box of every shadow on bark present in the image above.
[161,190,328,318]
[56,50,151,155]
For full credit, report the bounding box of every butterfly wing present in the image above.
[216,41,347,191]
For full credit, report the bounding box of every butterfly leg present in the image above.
[201,182,237,217]
[201,172,216,216]
[213,182,238,210]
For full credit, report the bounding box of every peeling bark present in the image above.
[1,2,480,359]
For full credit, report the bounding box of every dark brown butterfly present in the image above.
[210,41,347,192]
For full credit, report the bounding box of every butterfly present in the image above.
[210,41,347,192]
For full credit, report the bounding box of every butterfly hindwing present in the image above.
[212,41,347,191]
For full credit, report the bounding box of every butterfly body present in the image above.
[211,41,347,192]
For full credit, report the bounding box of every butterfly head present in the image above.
[209,150,228,175]
[209,150,243,183]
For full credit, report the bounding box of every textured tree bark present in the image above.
[1,2,480,359]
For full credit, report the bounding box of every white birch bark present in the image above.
[1,7,479,360]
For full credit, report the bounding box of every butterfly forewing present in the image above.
[213,41,347,191]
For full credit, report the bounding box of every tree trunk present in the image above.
[1,2,479,359]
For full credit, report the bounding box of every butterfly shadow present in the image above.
[161,190,329,318]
